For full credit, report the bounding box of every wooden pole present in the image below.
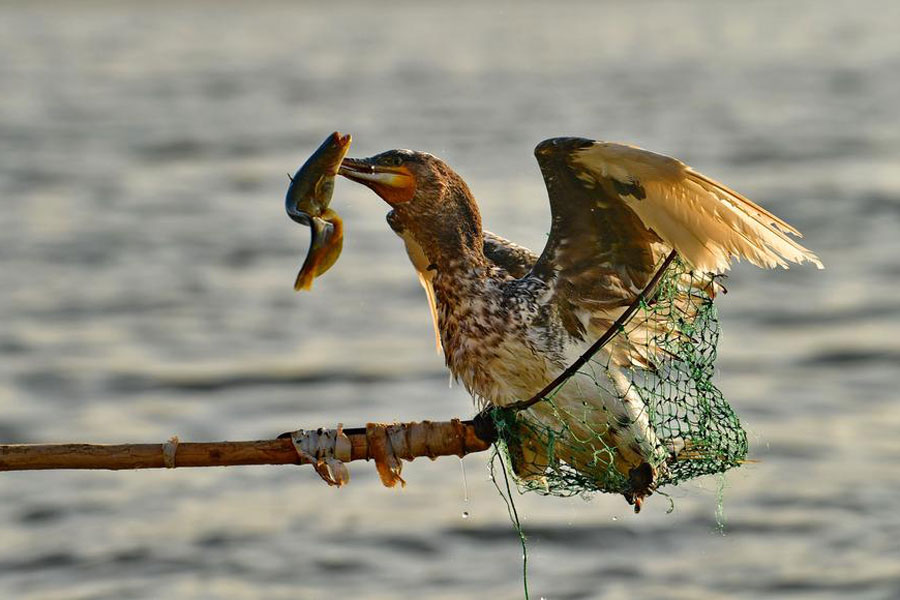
[0,418,494,473]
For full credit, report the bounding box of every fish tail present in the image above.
[294,267,316,291]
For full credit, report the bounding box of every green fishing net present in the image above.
[491,257,748,508]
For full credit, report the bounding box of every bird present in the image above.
[338,137,822,507]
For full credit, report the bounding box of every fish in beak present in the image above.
[285,132,351,291]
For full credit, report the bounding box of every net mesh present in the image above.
[491,257,748,507]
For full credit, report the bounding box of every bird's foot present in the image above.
[624,462,656,513]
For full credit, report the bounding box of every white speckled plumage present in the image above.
[340,137,822,491]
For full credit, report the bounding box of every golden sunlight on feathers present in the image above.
[570,141,824,273]
[342,137,823,506]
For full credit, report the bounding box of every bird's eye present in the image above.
[387,156,403,167]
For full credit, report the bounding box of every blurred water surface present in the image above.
[1,1,899,598]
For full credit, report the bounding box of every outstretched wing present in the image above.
[528,137,822,340]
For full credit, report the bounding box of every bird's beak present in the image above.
[339,158,416,204]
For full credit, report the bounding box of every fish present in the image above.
[285,132,351,291]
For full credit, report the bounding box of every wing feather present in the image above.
[526,137,822,364]
[483,231,538,278]
[571,141,823,273]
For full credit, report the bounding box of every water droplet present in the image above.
[612,516,618,521]
[462,511,469,519]
[459,457,469,503]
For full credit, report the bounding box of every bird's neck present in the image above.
[431,262,496,383]
[429,248,493,316]
[413,188,488,274]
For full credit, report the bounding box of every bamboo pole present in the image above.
[0,418,495,473]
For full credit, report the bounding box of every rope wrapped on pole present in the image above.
[0,417,496,479]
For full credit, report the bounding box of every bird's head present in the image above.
[339,149,484,270]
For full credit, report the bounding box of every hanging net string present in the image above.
[490,250,748,511]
